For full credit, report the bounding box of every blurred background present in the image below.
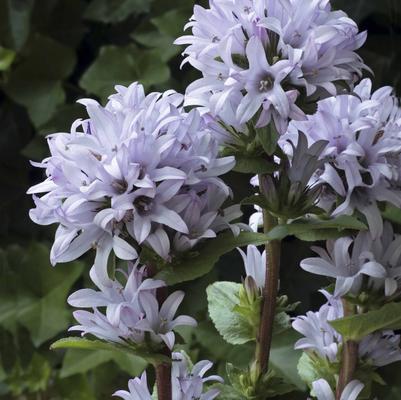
[0,0,400,399]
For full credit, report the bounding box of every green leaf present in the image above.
[84,0,152,23]
[80,45,170,102]
[51,337,169,365]
[268,215,367,241]
[2,35,76,127]
[5,352,51,396]
[0,47,15,71]
[256,124,279,156]
[55,375,96,400]
[270,330,305,391]
[207,282,254,345]
[297,352,337,389]
[0,0,33,50]
[233,156,277,174]
[382,204,401,225]
[151,8,189,38]
[0,243,83,346]
[154,231,269,285]
[134,31,180,62]
[60,349,113,379]
[60,348,146,379]
[330,302,401,341]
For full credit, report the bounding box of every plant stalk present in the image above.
[256,207,281,374]
[336,301,358,400]
[147,267,172,400]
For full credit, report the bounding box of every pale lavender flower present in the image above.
[300,233,386,297]
[293,291,401,368]
[27,83,239,277]
[237,245,266,289]
[68,262,165,321]
[114,353,223,400]
[292,293,342,362]
[281,78,401,238]
[359,331,401,367]
[311,379,364,400]
[135,291,197,350]
[172,352,223,400]
[113,372,152,400]
[69,263,197,350]
[301,223,401,298]
[176,0,367,133]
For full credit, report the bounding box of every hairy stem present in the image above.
[156,355,172,400]
[336,301,358,399]
[256,207,281,374]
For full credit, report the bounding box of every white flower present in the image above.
[311,379,364,400]
[237,245,266,289]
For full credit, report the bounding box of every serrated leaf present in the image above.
[2,35,75,127]
[51,337,169,365]
[154,231,269,285]
[207,282,254,345]
[330,302,401,341]
[0,243,83,346]
[80,45,170,102]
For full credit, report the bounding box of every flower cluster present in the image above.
[68,263,197,350]
[176,0,367,133]
[292,291,401,375]
[27,82,241,278]
[281,78,401,238]
[114,352,223,400]
[300,222,401,298]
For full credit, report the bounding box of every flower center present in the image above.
[134,196,153,214]
[259,76,274,92]
[111,179,128,194]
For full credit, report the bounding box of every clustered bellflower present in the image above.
[300,222,401,298]
[176,0,367,133]
[292,291,401,368]
[281,78,401,238]
[68,263,197,350]
[114,352,223,400]
[27,82,241,279]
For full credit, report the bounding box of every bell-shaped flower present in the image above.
[172,352,223,400]
[135,291,197,349]
[238,245,266,289]
[312,379,364,400]
[113,372,152,400]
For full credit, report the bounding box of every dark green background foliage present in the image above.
[0,0,400,398]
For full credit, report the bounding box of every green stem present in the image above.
[336,301,358,399]
[255,206,281,374]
